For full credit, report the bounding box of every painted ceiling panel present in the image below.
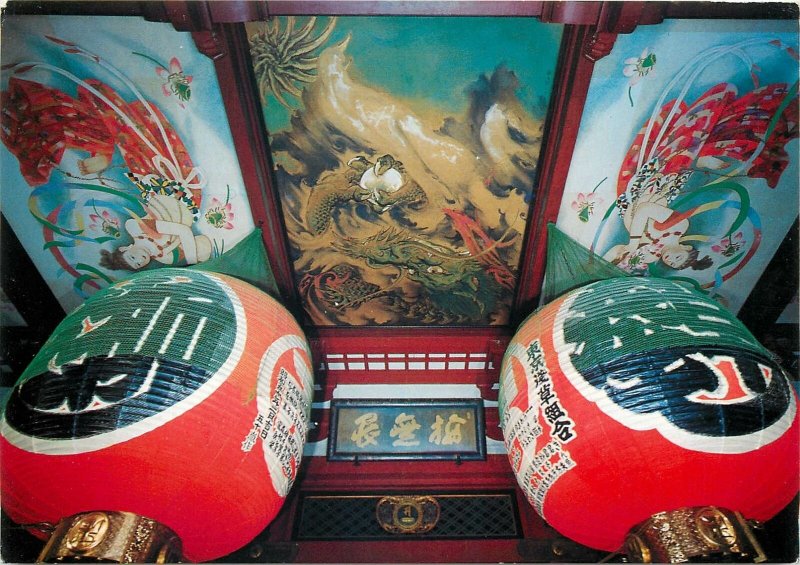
[1,15,255,312]
[246,16,564,326]
[556,18,799,314]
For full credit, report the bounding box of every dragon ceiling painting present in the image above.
[557,19,799,314]
[247,16,562,326]
[1,16,254,312]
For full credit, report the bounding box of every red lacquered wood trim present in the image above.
[164,0,212,31]
[309,327,511,366]
[540,1,602,25]
[310,325,511,345]
[206,0,269,22]
[309,326,511,396]
[296,454,516,490]
[512,24,599,322]
[484,406,503,441]
[196,23,301,308]
[6,1,790,25]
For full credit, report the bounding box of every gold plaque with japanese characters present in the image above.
[328,399,485,461]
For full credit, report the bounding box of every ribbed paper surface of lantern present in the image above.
[499,277,798,551]
[0,268,313,562]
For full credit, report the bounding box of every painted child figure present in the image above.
[605,194,713,272]
[101,190,211,271]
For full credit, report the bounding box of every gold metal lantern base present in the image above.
[37,511,182,563]
[624,506,767,563]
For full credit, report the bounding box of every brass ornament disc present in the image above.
[37,510,182,563]
[376,496,441,534]
[64,511,110,552]
[695,506,738,549]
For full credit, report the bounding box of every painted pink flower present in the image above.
[711,232,745,257]
[89,210,120,238]
[571,192,603,223]
[132,51,193,107]
[156,57,193,104]
[204,197,235,230]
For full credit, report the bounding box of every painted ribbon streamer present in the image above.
[148,155,206,193]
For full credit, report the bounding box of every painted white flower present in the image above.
[623,48,657,86]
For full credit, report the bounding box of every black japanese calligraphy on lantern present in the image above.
[526,340,576,444]
[500,339,579,518]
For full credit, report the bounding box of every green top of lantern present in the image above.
[558,277,769,372]
[18,269,239,386]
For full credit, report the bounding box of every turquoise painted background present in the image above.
[1,16,254,312]
[557,19,799,313]
[261,17,562,132]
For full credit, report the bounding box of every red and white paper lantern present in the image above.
[499,277,798,551]
[1,268,313,561]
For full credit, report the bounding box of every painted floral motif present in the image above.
[711,232,745,257]
[133,52,193,107]
[248,16,337,108]
[623,48,657,106]
[89,210,121,239]
[623,48,657,85]
[614,247,649,274]
[571,192,603,223]
[204,196,235,230]
[157,57,192,103]
[1,35,213,297]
